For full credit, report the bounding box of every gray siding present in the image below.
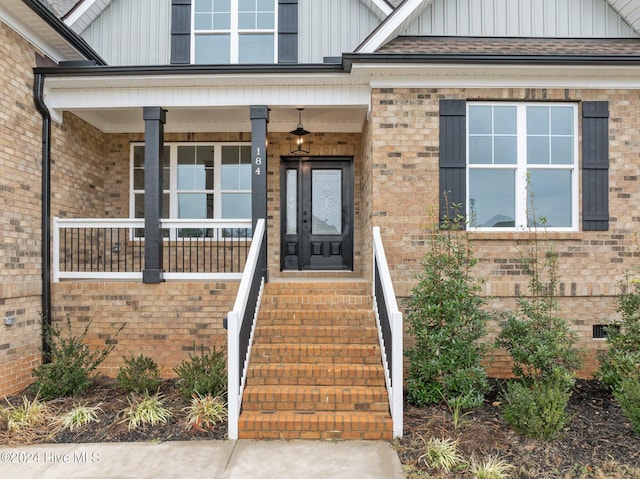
[81,0,172,66]
[405,0,638,37]
[299,0,382,63]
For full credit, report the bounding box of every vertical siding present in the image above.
[405,0,638,37]
[81,0,171,65]
[299,0,382,63]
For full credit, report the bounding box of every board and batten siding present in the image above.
[405,0,638,37]
[80,0,172,66]
[298,0,382,63]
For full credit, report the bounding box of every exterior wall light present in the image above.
[289,108,310,154]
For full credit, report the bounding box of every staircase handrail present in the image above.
[372,226,403,438]
[227,218,266,440]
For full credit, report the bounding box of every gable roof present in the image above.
[357,0,640,53]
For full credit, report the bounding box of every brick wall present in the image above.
[51,281,238,377]
[0,21,46,395]
[369,87,640,378]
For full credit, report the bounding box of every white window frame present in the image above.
[466,102,579,232]
[130,142,252,238]
[191,0,278,64]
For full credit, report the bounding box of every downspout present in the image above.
[33,72,52,360]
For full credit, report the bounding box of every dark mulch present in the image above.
[0,378,226,445]
[396,380,640,478]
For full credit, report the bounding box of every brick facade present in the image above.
[368,87,640,378]
[0,21,47,395]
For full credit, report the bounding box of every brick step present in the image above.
[253,325,378,344]
[260,294,370,310]
[238,411,393,440]
[251,343,381,364]
[242,385,389,412]
[257,309,375,325]
[264,281,369,296]
[246,363,385,386]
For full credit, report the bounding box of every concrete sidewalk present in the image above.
[0,439,405,479]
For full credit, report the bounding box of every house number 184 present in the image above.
[254,147,262,176]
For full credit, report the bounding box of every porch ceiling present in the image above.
[64,106,370,134]
[41,71,371,133]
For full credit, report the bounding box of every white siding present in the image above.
[405,0,638,37]
[299,0,383,63]
[80,0,171,66]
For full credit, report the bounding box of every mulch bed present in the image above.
[3,378,640,478]
[396,380,640,478]
[0,378,226,445]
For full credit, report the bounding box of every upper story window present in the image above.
[467,103,578,231]
[193,0,277,64]
[131,143,251,237]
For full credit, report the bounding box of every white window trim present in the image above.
[466,102,579,232]
[190,0,279,64]
[130,141,251,235]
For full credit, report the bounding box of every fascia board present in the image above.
[350,62,640,89]
[63,0,112,34]
[356,0,432,53]
[607,0,640,35]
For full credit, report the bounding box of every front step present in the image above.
[238,280,392,440]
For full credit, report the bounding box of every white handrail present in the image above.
[372,226,403,438]
[227,218,266,440]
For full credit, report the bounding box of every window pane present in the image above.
[286,169,297,235]
[238,34,274,63]
[551,106,573,135]
[551,137,573,165]
[195,35,230,64]
[221,146,251,190]
[195,0,213,12]
[257,0,274,12]
[222,193,251,218]
[494,106,516,134]
[527,106,549,135]
[238,12,255,29]
[212,13,230,29]
[527,136,549,164]
[469,106,492,134]
[133,169,144,190]
[469,136,492,164]
[312,170,342,235]
[239,0,255,10]
[469,169,516,227]
[133,146,144,167]
[494,136,517,164]
[256,12,274,29]
[195,13,212,30]
[178,193,213,219]
[528,170,572,227]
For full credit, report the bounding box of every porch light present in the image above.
[289,108,310,155]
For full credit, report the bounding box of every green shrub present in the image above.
[501,376,573,440]
[496,217,581,440]
[174,346,227,400]
[405,209,491,408]
[614,375,640,435]
[117,354,162,394]
[597,277,640,391]
[496,250,581,388]
[122,392,172,430]
[31,316,125,400]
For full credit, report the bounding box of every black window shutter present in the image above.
[439,99,467,226]
[582,101,609,231]
[171,0,191,64]
[278,0,298,63]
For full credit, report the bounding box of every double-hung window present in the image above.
[467,103,578,230]
[193,0,277,64]
[131,143,251,237]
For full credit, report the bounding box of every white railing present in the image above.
[53,217,252,281]
[372,226,403,438]
[226,218,266,440]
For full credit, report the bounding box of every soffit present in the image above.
[607,0,640,35]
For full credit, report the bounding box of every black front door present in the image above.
[281,157,353,270]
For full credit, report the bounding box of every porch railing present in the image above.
[52,217,252,281]
[372,226,403,438]
[226,218,266,440]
